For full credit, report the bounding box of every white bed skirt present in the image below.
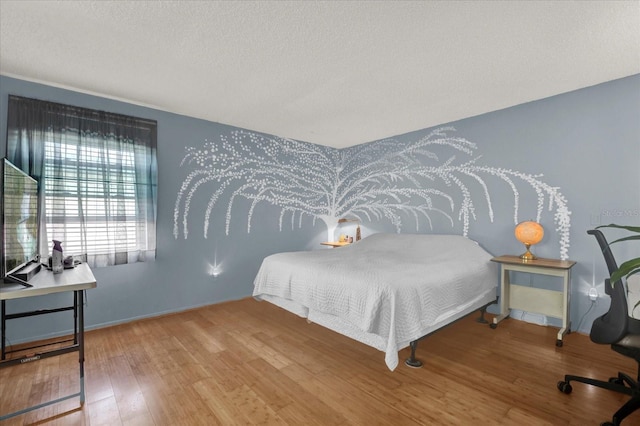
[255,287,496,371]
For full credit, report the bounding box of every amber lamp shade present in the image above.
[514,221,544,260]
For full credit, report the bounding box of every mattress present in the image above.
[253,233,498,370]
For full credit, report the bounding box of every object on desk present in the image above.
[51,240,64,274]
[4,261,40,284]
[64,256,75,269]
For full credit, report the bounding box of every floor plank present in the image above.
[1,297,639,425]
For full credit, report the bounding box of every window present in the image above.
[6,95,157,267]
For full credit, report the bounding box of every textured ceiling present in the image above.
[1,1,639,148]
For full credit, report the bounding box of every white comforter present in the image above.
[253,233,498,370]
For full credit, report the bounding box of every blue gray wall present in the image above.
[1,73,638,344]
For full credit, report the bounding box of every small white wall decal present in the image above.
[174,127,571,259]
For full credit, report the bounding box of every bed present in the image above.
[252,233,498,371]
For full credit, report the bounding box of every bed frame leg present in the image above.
[476,298,497,324]
[405,340,423,368]
[404,299,497,369]
[476,306,489,324]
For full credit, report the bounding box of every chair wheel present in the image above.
[608,377,623,385]
[489,323,497,329]
[557,381,572,394]
[556,339,563,347]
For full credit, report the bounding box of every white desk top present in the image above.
[1,263,97,300]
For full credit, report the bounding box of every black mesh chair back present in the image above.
[557,229,640,426]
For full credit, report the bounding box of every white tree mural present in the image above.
[174,127,571,259]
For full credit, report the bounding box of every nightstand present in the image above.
[320,241,351,248]
[490,255,577,347]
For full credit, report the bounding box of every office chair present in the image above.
[557,229,640,426]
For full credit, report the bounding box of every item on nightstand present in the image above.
[514,220,544,260]
[338,217,362,241]
[51,240,64,274]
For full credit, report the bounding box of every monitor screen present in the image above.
[1,158,40,278]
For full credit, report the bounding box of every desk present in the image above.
[0,263,96,420]
[490,255,576,347]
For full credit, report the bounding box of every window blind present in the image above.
[6,95,157,268]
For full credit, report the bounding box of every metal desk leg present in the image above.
[74,291,78,345]
[1,300,5,360]
[556,270,572,347]
[0,291,86,420]
[77,290,86,405]
[491,266,511,328]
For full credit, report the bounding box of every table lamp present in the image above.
[514,220,544,260]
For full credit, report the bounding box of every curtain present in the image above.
[6,95,157,267]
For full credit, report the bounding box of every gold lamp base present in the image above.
[519,244,536,261]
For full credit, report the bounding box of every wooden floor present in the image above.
[1,298,639,425]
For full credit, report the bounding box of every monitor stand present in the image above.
[3,262,41,287]
[3,274,33,288]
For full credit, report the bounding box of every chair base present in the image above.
[558,372,640,425]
